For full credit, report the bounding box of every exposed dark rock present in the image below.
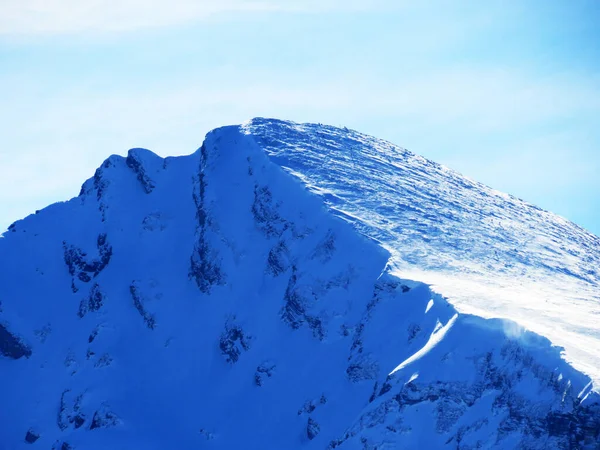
[77,272,91,282]
[347,349,380,383]
[307,417,320,440]
[90,164,110,220]
[89,405,120,430]
[346,278,409,382]
[142,212,167,232]
[311,229,336,262]
[219,319,252,364]
[266,240,291,276]
[189,146,225,293]
[544,404,600,448]
[254,362,275,386]
[24,429,40,444]
[0,323,32,359]
[126,150,156,194]
[88,284,104,311]
[63,351,77,373]
[305,316,325,340]
[378,381,393,397]
[63,234,112,285]
[73,414,85,429]
[435,398,467,433]
[335,341,600,448]
[77,283,105,318]
[281,272,303,329]
[324,266,356,290]
[129,283,156,329]
[88,326,99,343]
[299,395,328,416]
[57,390,85,431]
[199,428,216,440]
[94,353,112,368]
[280,270,324,340]
[298,401,316,416]
[407,323,421,342]
[51,442,73,450]
[252,184,288,238]
[34,323,51,343]
[369,382,379,403]
[189,237,224,294]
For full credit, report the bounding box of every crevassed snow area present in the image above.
[242,118,600,386]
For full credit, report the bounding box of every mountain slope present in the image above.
[0,119,598,449]
[244,118,600,384]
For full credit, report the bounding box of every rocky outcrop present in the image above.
[307,417,320,440]
[129,282,156,329]
[24,428,40,444]
[266,240,291,276]
[63,233,112,286]
[126,149,157,194]
[298,395,327,416]
[57,390,86,431]
[219,319,252,364]
[0,323,31,359]
[78,156,115,221]
[331,317,600,449]
[189,144,225,293]
[254,362,276,386]
[280,269,325,340]
[77,283,105,318]
[252,184,289,238]
[89,405,121,430]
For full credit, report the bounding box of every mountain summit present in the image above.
[1,118,599,449]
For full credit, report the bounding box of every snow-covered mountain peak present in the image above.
[1,119,599,449]
[242,117,600,386]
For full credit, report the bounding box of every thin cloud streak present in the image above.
[0,0,390,35]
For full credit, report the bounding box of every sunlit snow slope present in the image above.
[244,118,600,385]
[0,119,598,449]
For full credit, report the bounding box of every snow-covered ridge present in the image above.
[0,120,598,448]
[242,117,600,386]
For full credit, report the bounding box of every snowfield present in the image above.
[0,118,598,449]
[244,118,600,386]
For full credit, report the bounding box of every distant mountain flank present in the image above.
[1,118,598,449]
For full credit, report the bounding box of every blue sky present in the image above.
[1,0,599,235]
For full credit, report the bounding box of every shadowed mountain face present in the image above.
[0,119,598,449]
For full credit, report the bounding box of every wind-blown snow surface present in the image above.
[243,118,600,386]
[0,119,598,449]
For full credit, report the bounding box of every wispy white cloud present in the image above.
[0,0,388,35]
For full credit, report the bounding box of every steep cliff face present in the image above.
[0,120,598,449]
